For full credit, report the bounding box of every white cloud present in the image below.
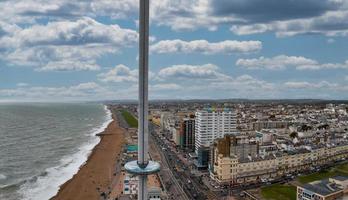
[230,24,270,35]
[210,74,275,91]
[158,64,230,80]
[98,64,138,83]
[295,61,348,70]
[0,0,138,24]
[150,39,262,54]
[1,0,348,36]
[0,17,138,71]
[150,0,225,31]
[236,55,318,70]
[37,60,100,72]
[230,10,348,37]
[16,83,29,87]
[237,55,348,70]
[284,81,339,89]
[151,83,182,91]
[345,76,348,81]
[284,81,316,89]
[91,0,138,19]
[0,82,107,100]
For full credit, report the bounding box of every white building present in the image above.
[123,173,138,195]
[195,108,237,153]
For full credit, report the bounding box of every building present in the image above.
[195,108,237,153]
[210,141,348,185]
[172,127,181,146]
[250,121,289,131]
[123,174,139,195]
[123,174,163,199]
[195,146,210,169]
[148,187,162,200]
[297,176,348,200]
[179,116,195,151]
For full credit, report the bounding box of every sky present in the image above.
[1,0,348,101]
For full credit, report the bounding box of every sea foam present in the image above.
[0,174,6,180]
[18,105,113,200]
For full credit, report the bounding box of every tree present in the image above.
[290,132,298,139]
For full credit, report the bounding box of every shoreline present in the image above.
[51,109,126,200]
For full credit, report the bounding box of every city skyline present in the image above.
[1,0,348,101]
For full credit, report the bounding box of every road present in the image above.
[150,123,219,200]
[149,128,189,200]
[124,109,218,199]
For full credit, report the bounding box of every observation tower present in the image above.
[124,0,160,199]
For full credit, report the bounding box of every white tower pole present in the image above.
[138,0,150,199]
[125,1,159,200]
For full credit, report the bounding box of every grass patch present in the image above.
[298,170,338,184]
[298,163,348,184]
[336,163,348,173]
[121,110,138,128]
[261,184,296,200]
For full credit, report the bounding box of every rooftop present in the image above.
[302,179,343,196]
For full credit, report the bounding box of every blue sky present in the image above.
[1,0,348,101]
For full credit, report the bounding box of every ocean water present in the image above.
[0,103,112,200]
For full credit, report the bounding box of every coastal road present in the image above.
[149,127,189,200]
[149,123,219,200]
[122,110,190,200]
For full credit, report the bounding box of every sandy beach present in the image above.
[52,114,125,200]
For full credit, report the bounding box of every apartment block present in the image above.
[195,108,237,153]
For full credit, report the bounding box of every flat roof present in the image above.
[302,179,342,196]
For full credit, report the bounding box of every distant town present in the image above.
[107,100,348,200]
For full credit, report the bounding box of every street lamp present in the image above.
[124,0,160,200]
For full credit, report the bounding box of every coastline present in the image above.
[51,107,125,200]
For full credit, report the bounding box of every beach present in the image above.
[52,113,125,200]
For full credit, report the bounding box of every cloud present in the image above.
[2,0,348,36]
[281,80,348,99]
[38,60,100,72]
[0,17,138,71]
[158,64,230,80]
[0,0,138,23]
[150,0,348,36]
[236,55,318,70]
[98,64,138,83]
[16,83,29,87]
[237,55,348,70]
[150,83,182,91]
[210,74,275,91]
[284,81,317,89]
[295,62,348,70]
[211,0,340,23]
[0,82,108,100]
[150,39,262,54]
[230,10,348,37]
[284,81,340,90]
[346,76,348,81]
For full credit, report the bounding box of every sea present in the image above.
[0,103,112,200]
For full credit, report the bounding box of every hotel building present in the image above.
[195,108,237,154]
[210,135,348,185]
